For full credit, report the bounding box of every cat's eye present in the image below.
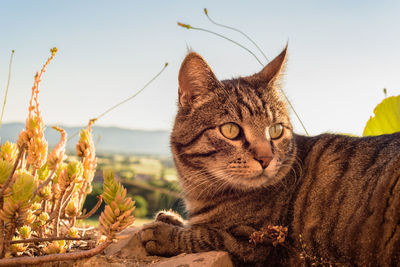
[220,122,241,140]
[269,124,284,140]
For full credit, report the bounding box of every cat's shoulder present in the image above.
[294,131,400,155]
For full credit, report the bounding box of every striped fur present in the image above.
[140,48,400,266]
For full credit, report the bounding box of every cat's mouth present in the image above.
[237,163,281,188]
[224,158,282,189]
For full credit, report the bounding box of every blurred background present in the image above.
[1,0,399,223]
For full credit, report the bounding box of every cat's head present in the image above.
[171,46,296,198]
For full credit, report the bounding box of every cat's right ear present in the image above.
[178,52,219,107]
[251,44,288,87]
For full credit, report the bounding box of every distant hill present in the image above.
[0,122,171,156]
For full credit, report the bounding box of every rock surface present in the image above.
[74,226,234,267]
[150,251,233,267]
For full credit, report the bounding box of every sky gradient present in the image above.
[1,0,400,136]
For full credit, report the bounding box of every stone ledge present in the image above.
[150,251,233,267]
[75,226,234,267]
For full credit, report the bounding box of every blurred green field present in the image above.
[82,153,184,224]
[96,154,178,181]
[80,217,152,227]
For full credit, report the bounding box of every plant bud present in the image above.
[66,198,79,217]
[19,225,32,239]
[68,227,79,238]
[38,184,52,200]
[0,142,18,164]
[25,210,36,225]
[38,212,49,225]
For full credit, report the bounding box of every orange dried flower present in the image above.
[177,22,192,29]
[25,120,48,170]
[58,160,83,190]
[17,48,57,170]
[76,119,97,184]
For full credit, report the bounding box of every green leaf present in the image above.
[12,173,35,202]
[0,159,13,185]
[37,164,49,181]
[102,168,125,206]
[53,163,67,184]
[67,160,83,182]
[363,95,400,136]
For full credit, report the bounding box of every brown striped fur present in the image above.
[140,47,400,266]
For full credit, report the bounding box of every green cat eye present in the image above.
[269,123,284,140]
[220,122,241,140]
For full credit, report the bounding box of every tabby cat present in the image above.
[140,46,400,266]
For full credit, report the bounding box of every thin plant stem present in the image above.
[75,195,102,220]
[279,90,309,136]
[59,185,76,218]
[67,62,169,142]
[3,222,15,257]
[177,21,309,135]
[51,183,75,236]
[204,9,269,62]
[29,48,57,119]
[74,226,95,232]
[31,169,56,200]
[50,184,70,235]
[52,192,65,237]
[96,62,168,120]
[178,22,263,66]
[0,50,15,130]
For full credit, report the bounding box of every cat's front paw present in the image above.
[140,221,179,256]
[155,210,184,227]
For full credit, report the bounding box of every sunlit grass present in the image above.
[0,50,15,130]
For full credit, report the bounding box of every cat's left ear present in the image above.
[252,44,287,86]
[178,52,219,107]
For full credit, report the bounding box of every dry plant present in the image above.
[249,225,288,247]
[0,48,136,266]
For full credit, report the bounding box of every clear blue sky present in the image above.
[1,0,399,136]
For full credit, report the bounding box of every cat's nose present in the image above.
[252,142,273,169]
[254,156,272,169]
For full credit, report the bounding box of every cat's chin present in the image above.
[231,169,282,191]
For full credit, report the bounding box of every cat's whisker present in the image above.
[184,176,220,197]
[182,167,229,197]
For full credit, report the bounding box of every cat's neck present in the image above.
[293,133,321,160]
